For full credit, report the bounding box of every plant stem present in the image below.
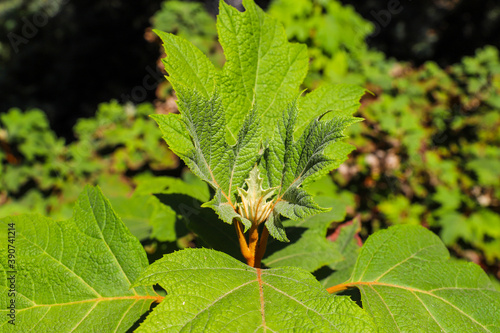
[254,226,269,268]
[247,224,259,267]
[235,221,270,268]
[326,283,352,294]
[234,220,252,263]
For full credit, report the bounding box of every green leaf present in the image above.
[133,248,377,332]
[262,98,361,240]
[134,172,210,203]
[217,0,308,141]
[297,84,365,170]
[123,175,210,242]
[154,193,243,261]
[101,175,206,242]
[0,186,159,332]
[153,86,261,230]
[297,84,367,138]
[165,86,229,189]
[263,196,345,272]
[108,195,157,241]
[265,98,361,192]
[153,0,363,240]
[344,225,500,332]
[154,29,216,98]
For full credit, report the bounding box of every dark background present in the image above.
[0,0,499,141]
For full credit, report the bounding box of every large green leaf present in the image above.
[108,195,159,241]
[133,248,377,332]
[0,186,160,332]
[104,174,209,242]
[117,174,210,242]
[217,0,308,141]
[341,225,500,332]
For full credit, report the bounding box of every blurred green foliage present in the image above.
[0,102,180,243]
[268,0,394,88]
[333,46,500,265]
[151,1,219,62]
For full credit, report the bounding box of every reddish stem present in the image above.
[254,226,269,268]
[234,220,252,263]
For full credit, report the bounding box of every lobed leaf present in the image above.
[152,0,364,241]
[133,248,377,332]
[153,85,261,231]
[343,225,500,332]
[264,98,361,193]
[297,84,367,138]
[217,0,309,142]
[263,196,346,272]
[262,98,361,240]
[154,29,216,98]
[0,186,159,332]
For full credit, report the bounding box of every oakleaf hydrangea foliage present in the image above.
[152,0,363,242]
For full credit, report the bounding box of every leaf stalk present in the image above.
[254,226,269,268]
[235,220,252,261]
[235,220,270,268]
[326,283,351,294]
[247,224,260,267]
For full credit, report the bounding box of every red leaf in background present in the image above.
[328,217,363,247]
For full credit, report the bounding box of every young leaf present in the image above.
[297,84,367,138]
[262,98,362,240]
[217,0,309,141]
[152,0,364,242]
[0,186,160,332]
[263,196,346,272]
[133,248,377,332]
[153,85,261,231]
[154,193,243,262]
[336,225,500,332]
